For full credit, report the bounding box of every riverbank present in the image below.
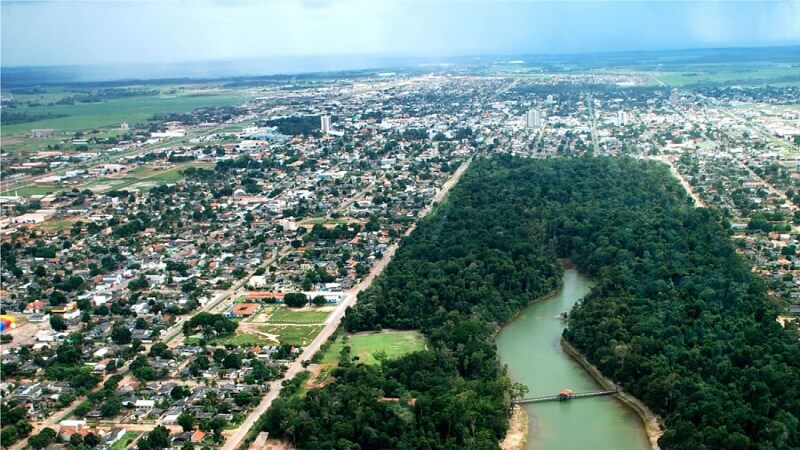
[500,405,529,450]
[560,339,663,450]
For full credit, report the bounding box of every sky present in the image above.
[2,0,800,68]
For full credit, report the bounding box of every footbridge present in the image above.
[513,388,619,404]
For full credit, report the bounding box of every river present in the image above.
[496,268,649,450]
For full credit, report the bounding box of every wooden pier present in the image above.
[514,388,619,404]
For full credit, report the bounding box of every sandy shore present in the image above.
[501,405,529,450]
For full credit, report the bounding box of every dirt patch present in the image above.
[500,405,528,450]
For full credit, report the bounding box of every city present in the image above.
[2,2,800,450]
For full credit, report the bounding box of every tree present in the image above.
[28,428,57,450]
[49,314,67,331]
[48,290,68,306]
[110,324,132,345]
[170,385,190,400]
[177,413,195,432]
[149,342,173,360]
[312,295,327,306]
[100,396,121,417]
[139,426,170,450]
[283,293,308,308]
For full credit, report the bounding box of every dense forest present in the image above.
[264,156,800,449]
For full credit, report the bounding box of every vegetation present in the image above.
[263,115,321,137]
[268,308,329,324]
[262,155,559,449]
[320,330,426,366]
[263,155,800,450]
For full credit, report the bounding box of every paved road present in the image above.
[220,157,472,450]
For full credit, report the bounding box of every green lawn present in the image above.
[109,431,139,450]
[268,308,330,324]
[2,93,241,137]
[185,332,270,347]
[0,185,61,196]
[321,330,426,366]
[259,324,325,346]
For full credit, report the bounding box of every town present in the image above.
[2,64,800,450]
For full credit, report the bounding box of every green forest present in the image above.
[263,156,800,450]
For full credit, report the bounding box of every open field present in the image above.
[2,93,241,137]
[1,185,60,196]
[2,161,215,197]
[186,331,271,347]
[267,308,330,324]
[320,330,426,366]
[39,218,81,233]
[258,324,325,346]
[655,63,800,87]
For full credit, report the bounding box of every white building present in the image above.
[320,115,332,133]
[525,109,541,129]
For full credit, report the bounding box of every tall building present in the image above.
[617,110,627,126]
[525,109,541,129]
[320,115,332,133]
[670,89,680,105]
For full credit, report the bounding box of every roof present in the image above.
[229,303,259,316]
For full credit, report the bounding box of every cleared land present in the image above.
[2,93,240,137]
[258,324,325,346]
[2,162,215,197]
[656,63,800,87]
[267,308,330,324]
[321,330,426,366]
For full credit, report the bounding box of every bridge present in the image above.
[514,388,619,404]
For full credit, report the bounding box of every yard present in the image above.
[108,431,139,450]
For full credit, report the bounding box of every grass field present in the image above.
[186,331,271,347]
[655,64,800,87]
[2,93,241,137]
[321,330,426,366]
[0,185,61,196]
[267,307,330,324]
[40,218,80,233]
[259,324,325,346]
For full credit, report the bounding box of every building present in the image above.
[670,89,680,105]
[525,109,541,129]
[227,303,261,318]
[31,129,56,138]
[617,110,627,126]
[320,115,332,134]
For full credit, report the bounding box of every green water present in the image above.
[496,269,649,450]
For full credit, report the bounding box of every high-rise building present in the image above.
[320,115,332,133]
[617,110,627,126]
[670,89,680,105]
[525,109,541,129]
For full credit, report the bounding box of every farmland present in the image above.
[2,91,242,137]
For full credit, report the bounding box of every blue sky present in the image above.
[2,0,800,67]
